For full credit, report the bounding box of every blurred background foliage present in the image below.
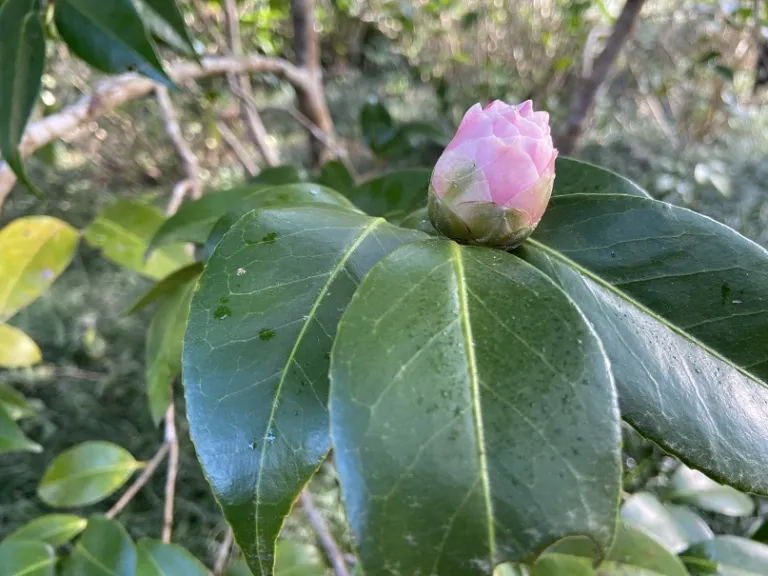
[3,0,768,570]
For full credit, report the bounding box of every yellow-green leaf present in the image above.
[0,324,41,368]
[7,515,87,547]
[0,404,42,455]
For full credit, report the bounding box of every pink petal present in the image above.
[492,116,520,138]
[514,117,544,138]
[520,136,554,174]
[458,103,483,130]
[482,143,540,205]
[517,100,534,116]
[484,100,506,112]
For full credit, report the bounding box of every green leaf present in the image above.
[0,216,79,320]
[146,270,199,424]
[83,199,192,279]
[7,515,88,547]
[201,184,359,260]
[148,183,269,251]
[132,0,196,58]
[0,324,41,368]
[348,168,432,220]
[541,522,689,576]
[620,492,697,553]
[519,161,768,494]
[0,383,42,421]
[136,539,210,576]
[682,536,768,576]
[248,165,305,186]
[273,541,326,576]
[552,158,649,198]
[665,504,714,547]
[0,404,42,454]
[123,262,204,315]
[330,240,621,574]
[0,541,56,576]
[38,441,142,507]
[360,101,395,154]
[183,206,426,576]
[0,0,45,197]
[375,121,447,160]
[316,160,355,196]
[667,465,754,517]
[53,0,172,86]
[63,516,136,576]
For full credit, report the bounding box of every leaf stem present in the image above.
[213,526,234,576]
[162,402,179,543]
[105,443,169,519]
[299,490,350,576]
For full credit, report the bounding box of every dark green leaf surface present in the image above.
[38,441,141,507]
[360,101,395,153]
[0,541,56,576]
[0,404,41,454]
[183,206,426,576]
[124,262,204,315]
[683,536,768,575]
[248,165,305,186]
[521,164,768,493]
[146,271,199,423]
[201,184,359,259]
[543,522,688,576]
[148,184,269,251]
[551,158,649,198]
[133,0,196,57]
[0,0,45,195]
[63,516,136,576]
[667,465,754,517]
[53,0,172,85]
[316,160,355,196]
[84,200,192,279]
[135,539,210,576]
[7,514,87,548]
[348,168,432,219]
[0,382,42,421]
[330,240,621,575]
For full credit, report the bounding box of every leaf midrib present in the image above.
[9,555,57,576]
[525,237,768,390]
[450,242,497,566]
[251,217,385,574]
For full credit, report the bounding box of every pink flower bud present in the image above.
[428,100,558,248]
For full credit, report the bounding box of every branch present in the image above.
[0,55,309,208]
[556,0,647,155]
[299,490,350,576]
[213,526,234,576]
[217,119,259,176]
[222,0,279,166]
[105,443,170,519]
[162,402,180,543]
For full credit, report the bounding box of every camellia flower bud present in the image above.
[428,100,558,249]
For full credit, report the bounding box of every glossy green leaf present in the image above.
[183,206,426,576]
[83,200,192,279]
[136,539,210,575]
[330,240,621,575]
[124,262,204,315]
[551,158,649,198]
[520,161,768,494]
[0,541,56,576]
[668,465,754,517]
[146,270,199,424]
[53,0,172,86]
[133,0,196,58]
[38,441,142,507]
[248,165,305,186]
[273,541,325,576]
[375,121,447,161]
[665,504,714,547]
[7,515,87,547]
[316,160,355,196]
[0,324,41,368]
[347,168,432,219]
[0,404,42,454]
[226,560,254,576]
[201,184,359,259]
[0,383,42,421]
[360,101,395,153]
[0,0,45,196]
[63,516,136,576]
[682,536,768,576]
[148,183,269,251]
[541,522,689,576]
[0,216,79,320]
[621,492,693,553]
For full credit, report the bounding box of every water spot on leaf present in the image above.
[732,299,743,304]
[610,250,616,258]
[262,232,278,243]
[236,267,246,276]
[214,306,231,319]
[259,328,275,341]
[266,429,276,443]
[40,268,54,280]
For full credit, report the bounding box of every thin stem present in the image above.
[299,490,350,576]
[213,526,234,575]
[217,119,259,176]
[105,443,170,519]
[162,402,179,543]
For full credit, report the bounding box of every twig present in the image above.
[162,402,179,543]
[213,526,234,575]
[57,367,108,382]
[105,443,170,519]
[216,120,259,176]
[299,490,350,576]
